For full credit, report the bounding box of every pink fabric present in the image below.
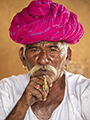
[9,0,84,45]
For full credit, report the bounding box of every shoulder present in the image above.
[0,74,29,83]
[65,71,90,119]
[0,74,30,117]
[65,70,90,96]
[0,74,29,93]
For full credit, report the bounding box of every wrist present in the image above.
[19,97,30,110]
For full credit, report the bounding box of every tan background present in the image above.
[0,0,90,80]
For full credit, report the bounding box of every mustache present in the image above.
[29,64,57,77]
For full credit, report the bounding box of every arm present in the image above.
[5,75,51,120]
[5,99,29,120]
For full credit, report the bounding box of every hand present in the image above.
[20,75,53,107]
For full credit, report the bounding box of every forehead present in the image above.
[26,41,64,47]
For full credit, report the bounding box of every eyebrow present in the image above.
[49,45,59,49]
[27,45,38,49]
[27,45,59,50]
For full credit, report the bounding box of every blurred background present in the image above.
[0,0,90,80]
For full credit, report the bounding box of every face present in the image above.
[20,41,71,81]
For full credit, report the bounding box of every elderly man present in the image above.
[0,0,90,120]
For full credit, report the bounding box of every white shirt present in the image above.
[0,71,90,120]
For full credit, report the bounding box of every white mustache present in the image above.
[29,64,57,77]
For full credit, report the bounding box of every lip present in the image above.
[39,69,49,74]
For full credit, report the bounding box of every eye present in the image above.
[30,48,38,52]
[49,47,59,52]
[50,48,57,51]
[26,45,40,55]
[48,46,59,55]
[28,48,40,55]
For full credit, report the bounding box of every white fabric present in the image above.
[0,71,90,120]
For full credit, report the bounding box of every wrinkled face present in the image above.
[23,41,68,80]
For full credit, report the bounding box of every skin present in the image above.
[5,41,72,120]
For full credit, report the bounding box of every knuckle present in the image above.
[37,93,42,99]
[30,76,43,85]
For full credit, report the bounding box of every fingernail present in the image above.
[50,84,52,87]
[44,98,46,101]
[43,75,46,78]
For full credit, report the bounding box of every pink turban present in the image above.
[9,0,84,45]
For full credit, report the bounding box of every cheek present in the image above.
[25,54,38,68]
[54,56,66,70]
[49,55,59,68]
[51,56,66,79]
[49,51,66,66]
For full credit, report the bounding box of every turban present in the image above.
[9,0,84,45]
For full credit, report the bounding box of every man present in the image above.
[0,0,90,120]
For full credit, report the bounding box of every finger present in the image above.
[29,76,50,99]
[45,75,53,87]
[28,78,49,99]
[34,75,53,88]
[28,80,47,100]
[29,81,43,91]
[29,85,47,101]
[30,76,44,86]
[34,75,51,88]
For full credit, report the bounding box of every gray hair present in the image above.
[57,41,68,58]
[23,45,26,58]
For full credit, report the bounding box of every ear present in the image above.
[65,47,72,66]
[19,47,27,66]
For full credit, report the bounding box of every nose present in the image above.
[38,50,49,65]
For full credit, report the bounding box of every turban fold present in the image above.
[9,0,84,45]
